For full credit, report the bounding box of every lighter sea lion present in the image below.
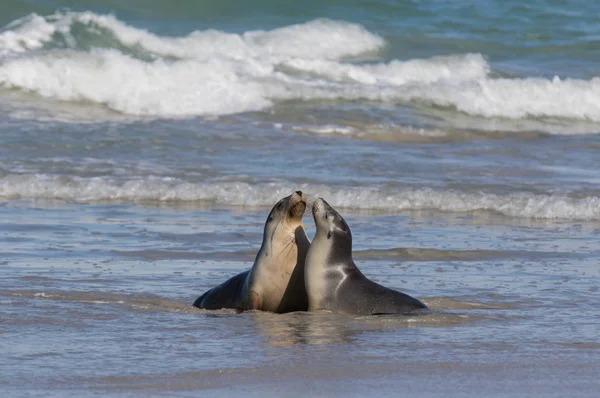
[193,191,310,313]
[305,198,428,315]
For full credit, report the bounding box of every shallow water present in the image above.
[2,202,599,396]
[1,0,600,396]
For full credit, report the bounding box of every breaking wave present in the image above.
[1,12,600,121]
[1,174,598,220]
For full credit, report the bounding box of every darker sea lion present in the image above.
[305,198,428,315]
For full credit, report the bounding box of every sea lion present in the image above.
[193,191,310,313]
[305,198,428,315]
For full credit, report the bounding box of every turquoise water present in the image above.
[2,0,600,127]
[3,0,599,77]
[1,1,599,397]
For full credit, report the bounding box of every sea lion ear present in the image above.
[327,231,332,239]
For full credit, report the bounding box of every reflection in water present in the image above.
[252,311,356,346]
[249,309,477,347]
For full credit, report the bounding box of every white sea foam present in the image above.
[280,53,489,85]
[0,49,274,116]
[292,123,448,139]
[295,125,357,135]
[1,12,384,60]
[1,12,600,122]
[0,14,59,54]
[398,75,600,121]
[1,174,598,220]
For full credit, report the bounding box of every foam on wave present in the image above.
[1,174,598,220]
[0,12,385,60]
[2,12,600,122]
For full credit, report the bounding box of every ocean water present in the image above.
[1,0,599,396]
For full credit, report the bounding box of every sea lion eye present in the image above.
[268,216,273,222]
[277,202,283,209]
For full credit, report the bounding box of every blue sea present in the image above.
[1,1,599,396]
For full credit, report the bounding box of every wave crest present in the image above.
[1,12,600,122]
[1,174,598,220]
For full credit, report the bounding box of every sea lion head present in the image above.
[311,197,351,242]
[261,191,308,256]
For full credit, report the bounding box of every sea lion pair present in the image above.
[193,192,427,315]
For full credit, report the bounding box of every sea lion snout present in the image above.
[290,190,306,203]
[312,197,325,216]
[289,191,308,218]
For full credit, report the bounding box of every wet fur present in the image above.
[305,198,428,315]
[193,192,310,313]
